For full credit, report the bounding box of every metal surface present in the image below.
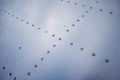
[0,0,120,80]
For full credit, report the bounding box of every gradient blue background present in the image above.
[0,0,120,80]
